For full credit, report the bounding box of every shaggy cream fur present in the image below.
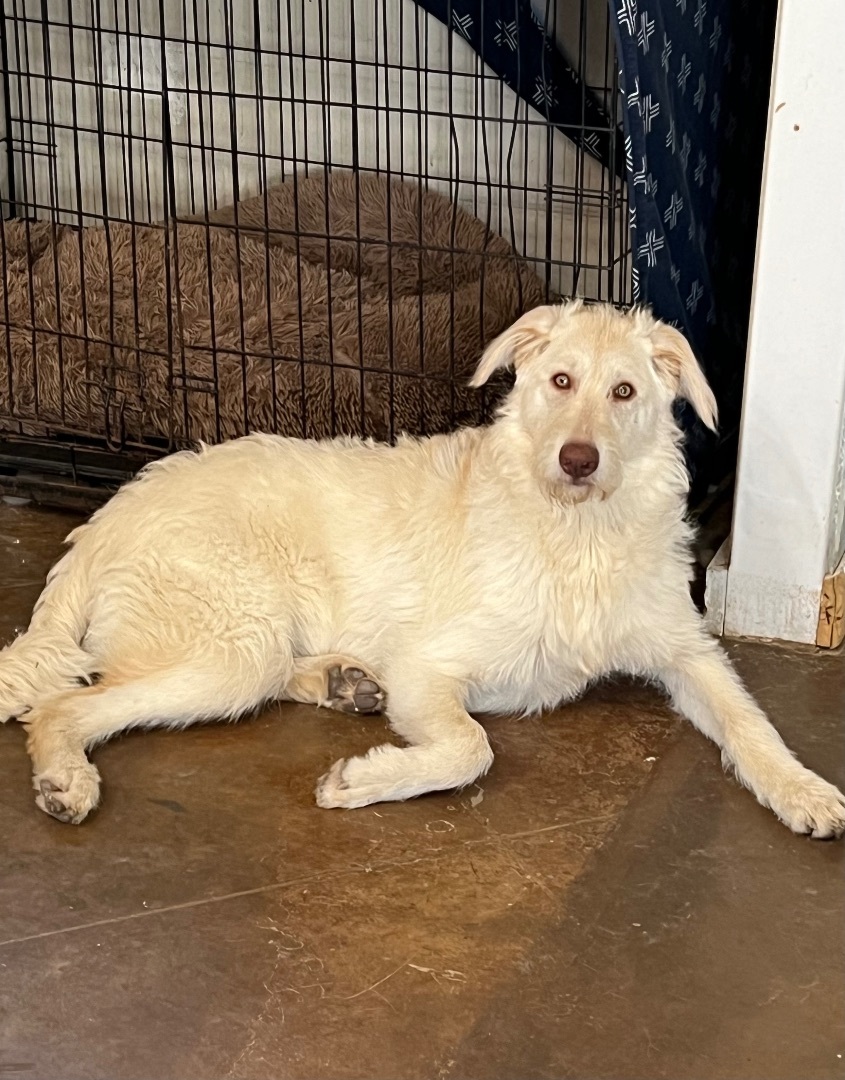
[2,302,843,836]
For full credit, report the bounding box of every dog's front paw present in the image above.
[765,769,845,839]
[315,746,412,810]
[315,759,350,808]
[315,757,383,809]
[33,762,101,824]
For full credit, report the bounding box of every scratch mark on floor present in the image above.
[0,814,614,951]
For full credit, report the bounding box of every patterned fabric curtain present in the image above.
[421,0,625,175]
[613,0,777,476]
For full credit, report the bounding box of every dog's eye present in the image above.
[613,383,635,400]
[552,373,571,390]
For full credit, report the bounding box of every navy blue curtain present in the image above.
[421,0,625,175]
[612,0,777,484]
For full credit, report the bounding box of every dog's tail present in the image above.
[1,536,95,721]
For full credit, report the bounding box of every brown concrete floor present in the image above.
[1,501,843,1080]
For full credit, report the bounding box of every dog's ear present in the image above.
[470,305,559,388]
[650,321,718,432]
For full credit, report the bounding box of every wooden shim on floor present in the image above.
[704,535,731,637]
[816,554,845,649]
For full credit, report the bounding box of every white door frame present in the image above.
[710,0,845,645]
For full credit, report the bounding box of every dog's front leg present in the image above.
[315,668,493,809]
[659,641,845,838]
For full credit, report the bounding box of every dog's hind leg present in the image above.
[315,668,493,809]
[283,655,385,715]
[25,654,291,824]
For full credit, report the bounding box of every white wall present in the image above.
[722,0,845,643]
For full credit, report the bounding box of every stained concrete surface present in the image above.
[0,501,843,1080]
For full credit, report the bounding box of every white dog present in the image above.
[2,302,843,837]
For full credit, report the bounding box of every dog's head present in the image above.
[470,302,717,504]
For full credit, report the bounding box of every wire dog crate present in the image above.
[0,0,629,504]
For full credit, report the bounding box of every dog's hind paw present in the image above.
[34,765,100,825]
[325,666,385,715]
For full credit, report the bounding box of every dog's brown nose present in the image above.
[559,442,600,479]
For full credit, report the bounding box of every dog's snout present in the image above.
[559,442,600,480]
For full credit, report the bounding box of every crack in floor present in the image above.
[0,813,614,949]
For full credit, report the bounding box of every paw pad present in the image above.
[326,666,385,715]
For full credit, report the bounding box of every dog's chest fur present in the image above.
[464,507,686,715]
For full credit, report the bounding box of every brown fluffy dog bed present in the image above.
[0,171,545,446]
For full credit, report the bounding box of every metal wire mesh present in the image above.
[0,0,629,494]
